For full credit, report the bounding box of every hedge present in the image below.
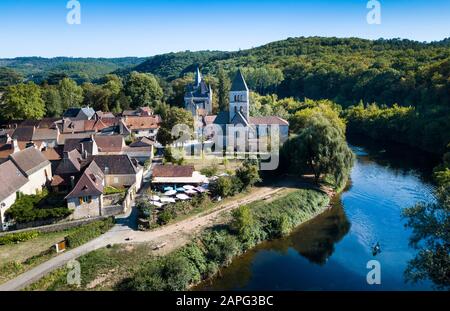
[65,218,115,248]
[0,230,40,245]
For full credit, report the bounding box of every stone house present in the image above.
[0,148,52,230]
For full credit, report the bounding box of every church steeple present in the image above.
[195,66,202,87]
[229,69,250,123]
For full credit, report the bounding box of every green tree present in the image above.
[124,71,163,109]
[236,160,261,189]
[1,82,46,120]
[58,78,83,109]
[231,205,256,243]
[156,106,194,146]
[42,85,63,117]
[281,114,354,188]
[402,185,449,290]
[0,67,23,90]
[217,66,230,112]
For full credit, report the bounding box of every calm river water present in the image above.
[198,138,439,291]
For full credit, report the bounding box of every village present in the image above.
[0,68,289,233]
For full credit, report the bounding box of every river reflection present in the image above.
[197,139,438,291]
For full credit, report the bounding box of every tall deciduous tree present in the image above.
[124,71,163,109]
[156,106,194,146]
[2,82,46,120]
[0,67,23,90]
[281,114,354,188]
[217,67,230,112]
[42,85,63,117]
[58,77,83,109]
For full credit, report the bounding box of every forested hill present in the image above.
[0,57,146,83]
[131,37,450,108]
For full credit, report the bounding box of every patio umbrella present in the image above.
[160,197,176,203]
[176,194,190,200]
[163,186,174,191]
[175,187,186,192]
[195,186,207,193]
[185,189,197,195]
[164,190,177,196]
[183,185,195,190]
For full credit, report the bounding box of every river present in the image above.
[197,138,440,291]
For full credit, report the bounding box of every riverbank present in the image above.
[115,188,331,291]
[25,187,330,291]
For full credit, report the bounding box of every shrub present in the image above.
[65,218,115,248]
[157,209,175,225]
[0,230,40,245]
[235,160,261,189]
[200,165,218,177]
[5,191,72,224]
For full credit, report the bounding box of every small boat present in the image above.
[372,242,381,256]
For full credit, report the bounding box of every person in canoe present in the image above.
[372,242,381,256]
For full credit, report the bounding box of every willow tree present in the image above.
[281,114,354,189]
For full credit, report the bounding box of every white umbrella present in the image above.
[164,190,177,196]
[196,186,207,193]
[150,195,160,201]
[176,194,190,200]
[183,185,195,190]
[160,197,176,203]
[185,189,197,195]
[150,201,163,208]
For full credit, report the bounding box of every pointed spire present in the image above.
[195,66,202,86]
[231,69,248,92]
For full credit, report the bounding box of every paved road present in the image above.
[0,186,284,291]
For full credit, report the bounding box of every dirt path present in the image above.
[0,186,285,291]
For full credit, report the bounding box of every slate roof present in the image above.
[129,137,155,148]
[152,165,194,178]
[63,138,95,155]
[231,70,249,92]
[0,160,28,202]
[32,128,59,141]
[94,135,124,153]
[249,116,289,126]
[12,126,35,141]
[63,108,81,118]
[55,149,81,175]
[9,147,50,177]
[213,111,230,125]
[63,107,95,120]
[93,155,139,175]
[65,161,104,199]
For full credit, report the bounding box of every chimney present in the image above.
[80,143,85,157]
[12,139,20,153]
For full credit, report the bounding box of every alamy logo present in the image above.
[366,0,381,25]
[66,0,81,25]
[366,260,381,285]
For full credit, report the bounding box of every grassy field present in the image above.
[0,219,114,285]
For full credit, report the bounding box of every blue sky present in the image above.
[0,0,449,58]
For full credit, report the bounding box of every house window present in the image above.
[79,196,92,205]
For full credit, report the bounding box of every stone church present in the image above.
[184,68,289,151]
[184,67,213,116]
